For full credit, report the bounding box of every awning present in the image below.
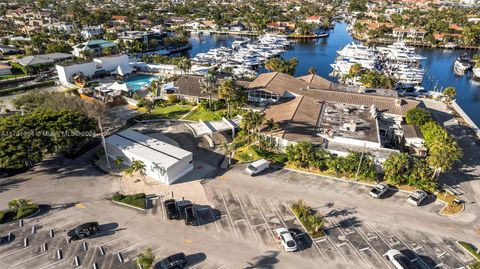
[111,64,135,76]
[108,81,133,92]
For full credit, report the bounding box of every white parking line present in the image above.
[386,227,430,269]
[329,218,369,266]
[112,243,140,254]
[95,235,129,247]
[311,240,327,261]
[250,195,278,246]
[266,199,288,228]
[38,259,64,269]
[50,219,81,231]
[219,190,238,239]
[235,193,258,242]
[0,246,31,259]
[347,219,393,269]
[11,252,47,267]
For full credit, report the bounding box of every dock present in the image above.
[451,101,480,138]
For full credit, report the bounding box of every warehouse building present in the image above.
[105,129,193,185]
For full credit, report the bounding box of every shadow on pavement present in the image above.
[288,228,313,251]
[245,251,279,269]
[90,222,121,238]
[186,252,207,267]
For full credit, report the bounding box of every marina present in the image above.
[188,22,480,128]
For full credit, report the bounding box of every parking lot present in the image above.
[0,206,225,269]
[179,185,472,269]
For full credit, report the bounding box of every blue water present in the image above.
[125,75,162,92]
[188,23,480,127]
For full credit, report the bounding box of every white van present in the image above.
[245,159,269,176]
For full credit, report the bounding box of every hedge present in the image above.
[0,205,39,224]
[0,80,55,96]
[112,193,146,209]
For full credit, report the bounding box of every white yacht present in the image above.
[337,42,377,60]
[454,54,473,74]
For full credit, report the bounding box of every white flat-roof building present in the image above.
[105,129,193,185]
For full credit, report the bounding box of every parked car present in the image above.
[164,199,180,220]
[369,183,389,198]
[245,159,269,176]
[184,205,197,226]
[407,190,428,206]
[67,222,99,241]
[274,228,297,252]
[176,200,193,220]
[385,249,415,269]
[158,252,187,269]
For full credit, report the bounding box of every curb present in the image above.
[438,200,465,217]
[283,167,414,194]
[287,204,326,241]
[0,207,42,225]
[111,200,147,213]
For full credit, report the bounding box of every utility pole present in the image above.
[355,143,367,181]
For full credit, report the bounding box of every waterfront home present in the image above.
[72,39,117,58]
[229,21,247,32]
[305,16,323,24]
[266,22,296,34]
[246,72,421,160]
[81,25,104,39]
[392,27,427,41]
[118,31,164,45]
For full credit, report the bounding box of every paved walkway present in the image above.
[422,99,480,224]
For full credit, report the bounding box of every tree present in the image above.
[136,248,154,269]
[443,87,456,101]
[383,153,411,185]
[308,67,317,75]
[285,141,314,168]
[218,78,245,117]
[124,160,147,182]
[427,139,462,172]
[221,142,235,165]
[113,156,124,168]
[349,63,363,77]
[265,118,279,149]
[405,108,432,126]
[176,58,191,75]
[200,72,217,108]
[264,57,298,75]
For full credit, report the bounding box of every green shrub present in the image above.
[16,204,39,220]
[291,200,325,238]
[167,94,178,104]
[112,193,146,209]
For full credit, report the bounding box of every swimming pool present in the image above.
[125,75,162,92]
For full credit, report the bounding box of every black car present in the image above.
[164,199,180,220]
[159,253,187,269]
[176,201,193,220]
[184,206,197,226]
[67,222,99,241]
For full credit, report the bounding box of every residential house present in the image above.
[0,45,22,55]
[392,27,427,40]
[16,52,73,67]
[48,22,74,34]
[72,39,117,58]
[111,15,127,24]
[266,22,296,34]
[305,15,323,24]
[118,31,164,46]
[81,26,104,39]
[229,21,246,32]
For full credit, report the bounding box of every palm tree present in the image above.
[176,58,191,75]
[200,72,217,108]
[113,156,124,168]
[265,118,280,149]
[218,78,241,118]
[150,80,160,97]
[221,142,235,166]
[124,160,147,183]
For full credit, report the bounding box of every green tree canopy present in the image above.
[405,108,433,126]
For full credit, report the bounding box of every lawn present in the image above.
[437,191,464,215]
[184,107,225,121]
[457,241,480,269]
[142,104,193,120]
[233,145,288,164]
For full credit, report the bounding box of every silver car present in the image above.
[369,183,389,199]
[407,190,428,206]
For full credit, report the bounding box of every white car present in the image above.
[407,190,428,206]
[385,249,415,269]
[369,183,389,198]
[274,228,297,252]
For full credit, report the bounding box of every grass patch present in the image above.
[112,193,146,209]
[142,104,193,120]
[291,200,325,238]
[233,145,288,164]
[184,107,225,121]
[458,241,480,269]
[437,191,464,215]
